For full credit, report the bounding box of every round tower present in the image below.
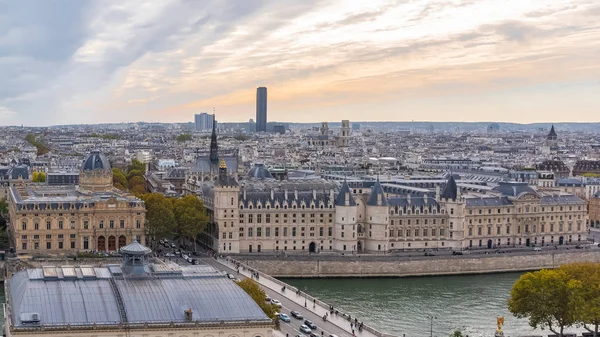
[364,180,390,253]
[79,150,113,192]
[334,180,358,253]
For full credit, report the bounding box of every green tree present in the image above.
[176,134,193,142]
[141,193,177,241]
[508,269,575,336]
[128,158,146,173]
[583,173,600,178]
[0,197,8,228]
[236,278,279,319]
[562,263,600,337]
[128,176,147,196]
[127,169,144,180]
[32,171,47,182]
[112,168,128,191]
[25,133,50,155]
[172,195,208,252]
[450,330,464,337]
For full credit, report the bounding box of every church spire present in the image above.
[209,114,218,164]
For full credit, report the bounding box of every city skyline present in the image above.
[1,0,599,126]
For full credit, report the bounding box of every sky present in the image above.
[0,0,599,126]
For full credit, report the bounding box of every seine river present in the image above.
[282,272,581,337]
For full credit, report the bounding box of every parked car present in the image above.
[279,313,291,322]
[171,243,176,248]
[299,325,312,334]
[533,247,542,251]
[165,253,175,257]
[452,251,463,255]
[271,299,282,308]
[191,259,198,265]
[265,296,272,302]
[309,333,319,337]
[329,335,339,337]
[291,311,303,319]
[304,320,317,330]
[576,245,584,249]
[227,273,235,279]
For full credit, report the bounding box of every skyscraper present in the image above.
[256,87,267,132]
[194,113,213,131]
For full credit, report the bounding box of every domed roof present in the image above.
[120,241,151,255]
[83,151,111,171]
[248,163,273,179]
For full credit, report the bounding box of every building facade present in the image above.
[8,151,146,255]
[256,87,267,132]
[194,112,214,131]
[203,171,588,254]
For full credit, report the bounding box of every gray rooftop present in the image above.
[8,264,270,328]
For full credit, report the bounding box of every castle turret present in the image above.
[334,180,357,253]
[440,174,465,249]
[364,179,390,253]
[214,159,240,253]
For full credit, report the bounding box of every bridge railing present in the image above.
[223,256,396,337]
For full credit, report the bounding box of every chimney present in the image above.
[285,189,288,200]
[313,189,317,200]
[243,185,247,200]
[184,308,193,322]
[435,186,440,201]
[329,189,334,201]
[424,193,428,204]
[457,187,462,200]
[407,193,411,204]
[271,188,274,200]
[294,189,298,200]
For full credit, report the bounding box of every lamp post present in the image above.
[304,286,307,307]
[427,315,437,337]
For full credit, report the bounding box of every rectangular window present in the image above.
[84,220,89,229]
[58,242,63,249]
[284,227,288,236]
[22,242,27,250]
[46,234,52,239]
[83,237,89,250]
[22,222,27,230]
[71,220,75,229]
[497,227,501,235]
[320,227,324,236]
[58,234,64,239]
[487,227,491,235]
[292,227,297,237]
[100,220,104,229]
[229,232,233,239]
[222,232,226,239]
[275,227,279,236]
[110,220,114,228]
[257,227,262,237]
[249,214,253,223]
[440,229,445,236]
[71,241,75,249]
[423,228,428,237]
[136,219,141,228]
[266,214,271,223]
[506,226,510,234]
[120,220,125,228]
[266,227,271,237]
[468,228,473,236]
[70,234,76,239]
[257,214,262,224]
[46,242,52,250]
[248,227,253,237]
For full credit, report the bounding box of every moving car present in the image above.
[304,320,317,330]
[291,311,303,319]
[271,299,282,308]
[265,296,272,302]
[533,247,542,251]
[309,333,319,337]
[165,253,175,257]
[452,251,463,255]
[299,325,312,334]
[279,313,291,322]
[227,273,235,279]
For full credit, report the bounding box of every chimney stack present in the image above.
[407,193,411,204]
[285,189,288,200]
[424,193,428,204]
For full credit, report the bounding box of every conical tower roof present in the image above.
[335,180,356,206]
[440,174,458,200]
[120,240,151,255]
[367,179,389,206]
[548,125,557,139]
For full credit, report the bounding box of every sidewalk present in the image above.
[216,257,389,337]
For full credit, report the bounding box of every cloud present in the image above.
[0,0,599,125]
[0,106,17,119]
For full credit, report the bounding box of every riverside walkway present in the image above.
[211,256,397,337]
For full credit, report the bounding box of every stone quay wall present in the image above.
[237,250,600,278]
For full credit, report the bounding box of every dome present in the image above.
[83,151,111,171]
[248,163,273,179]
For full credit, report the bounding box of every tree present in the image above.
[0,197,8,228]
[450,330,464,337]
[141,193,177,241]
[128,176,147,196]
[172,195,209,252]
[561,263,600,337]
[127,169,144,181]
[236,278,279,319]
[176,134,193,142]
[128,158,146,173]
[508,269,575,336]
[112,168,128,191]
[32,171,46,182]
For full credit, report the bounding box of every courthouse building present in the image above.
[194,164,588,254]
[8,151,146,255]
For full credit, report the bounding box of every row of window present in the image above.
[467,205,583,215]
[391,218,445,225]
[240,213,334,224]
[238,226,336,238]
[21,219,142,231]
[389,228,447,237]
[241,204,334,210]
[467,223,583,236]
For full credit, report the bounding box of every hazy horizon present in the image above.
[1,0,599,126]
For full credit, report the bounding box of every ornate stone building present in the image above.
[201,168,588,254]
[8,151,146,255]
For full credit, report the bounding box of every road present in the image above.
[202,258,358,337]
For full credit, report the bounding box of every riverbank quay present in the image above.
[213,256,397,337]
[232,249,600,278]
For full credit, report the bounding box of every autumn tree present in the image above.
[236,278,279,319]
[128,158,146,173]
[32,171,47,182]
[141,193,177,241]
[129,176,147,196]
[112,168,128,191]
[172,195,208,252]
[562,263,600,337]
[508,269,575,336]
[0,197,8,228]
[176,134,193,142]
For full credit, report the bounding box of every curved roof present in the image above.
[492,181,537,197]
[248,163,273,179]
[120,241,151,255]
[83,151,111,171]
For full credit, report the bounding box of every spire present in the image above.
[209,115,218,164]
[220,158,227,169]
[440,174,458,200]
[548,124,557,140]
[367,179,388,206]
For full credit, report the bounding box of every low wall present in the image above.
[238,250,600,278]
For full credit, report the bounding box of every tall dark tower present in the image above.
[256,87,267,132]
[209,114,218,164]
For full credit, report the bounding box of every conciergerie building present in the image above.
[190,162,587,254]
[8,151,146,254]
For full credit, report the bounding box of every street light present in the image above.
[427,315,437,337]
[304,286,307,307]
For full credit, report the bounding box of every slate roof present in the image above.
[83,151,111,171]
[9,264,270,328]
[465,196,513,207]
[10,165,29,180]
[556,178,584,187]
[595,190,600,198]
[388,196,440,210]
[248,163,273,179]
[492,181,537,197]
[335,180,356,206]
[192,156,238,174]
[440,175,458,199]
[540,194,585,205]
[367,180,388,206]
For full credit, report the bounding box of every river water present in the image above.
[281,273,581,337]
